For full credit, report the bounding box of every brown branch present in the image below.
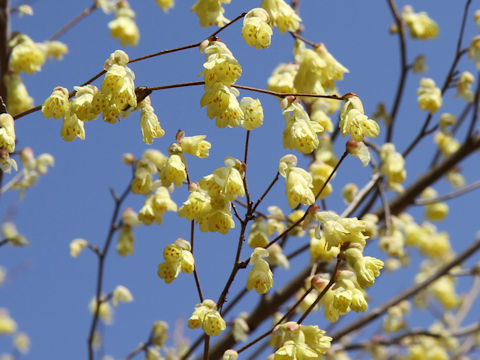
[49,2,98,41]
[87,178,132,360]
[385,0,408,143]
[414,180,480,205]
[330,235,480,342]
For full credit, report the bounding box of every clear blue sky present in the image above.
[1,1,479,359]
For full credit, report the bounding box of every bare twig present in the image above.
[49,2,98,41]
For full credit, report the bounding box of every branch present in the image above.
[87,178,132,360]
[49,2,98,41]
[414,179,480,205]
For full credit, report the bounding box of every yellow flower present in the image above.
[261,0,301,33]
[455,71,474,103]
[89,297,113,324]
[160,154,186,187]
[108,5,139,46]
[191,0,230,27]
[345,247,384,287]
[180,135,211,158]
[248,217,270,248]
[242,8,273,49]
[200,157,245,201]
[138,187,177,225]
[340,95,379,142]
[117,225,135,256]
[240,97,264,130]
[151,321,169,347]
[42,86,70,120]
[9,33,45,74]
[380,143,406,193]
[131,159,156,194]
[139,97,165,144]
[70,238,88,258]
[310,230,339,263]
[200,83,244,128]
[156,0,174,12]
[402,6,439,40]
[70,85,100,121]
[434,132,459,157]
[310,100,334,133]
[293,43,326,96]
[2,222,28,246]
[6,73,34,116]
[267,63,298,94]
[112,285,134,306]
[0,309,17,334]
[417,77,442,113]
[469,35,480,70]
[247,248,274,294]
[282,101,322,154]
[309,160,334,198]
[197,198,235,234]
[61,112,85,142]
[284,166,315,208]
[42,40,68,60]
[0,114,16,153]
[188,299,226,336]
[13,332,30,354]
[178,185,211,221]
[200,41,241,86]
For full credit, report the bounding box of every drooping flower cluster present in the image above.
[242,8,273,49]
[421,187,449,222]
[261,0,301,33]
[469,35,480,70]
[157,238,195,284]
[0,114,17,173]
[200,41,249,128]
[117,208,141,256]
[188,299,226,336]
[270,322,331,359]
[402,6,439,40]
[417,77,442,113]
[2,222,28,247]
[455,71,475,103]
[178,157,244,234]
[293,41,348,95]
[282,100,323,154]
[379,143,406,193]
[279,154,315,208]
[247,248,274,294]
[191,0,230,27]
[339,94,380,142]
[108,0,139,46]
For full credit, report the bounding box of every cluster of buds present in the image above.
[417,77,442,113]
[188,299,226,336]
[157,238,195,283]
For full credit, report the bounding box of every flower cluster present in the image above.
[178,157,244,234]
[188,299,226,336]
[108,0,139,46]
[402,6,439,40]
[379,143,406,193]
[279,154,315,208]
[417,77,442,113]
[117,208,141,256]
[157,238,195,284]
[192,0,230,27]
[242,8,273,49]
[270,322,331,359]
[247,248,274,294]
[339,94,380,142]
[455,71,475,103]
[41,50,161,144]
[261,0,301,33]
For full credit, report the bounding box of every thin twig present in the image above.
[385,0,408,143]
[49,2,98,41]
[414,180,480,205]
[87,178,132,360]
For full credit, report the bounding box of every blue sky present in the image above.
[1,1,480,359]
